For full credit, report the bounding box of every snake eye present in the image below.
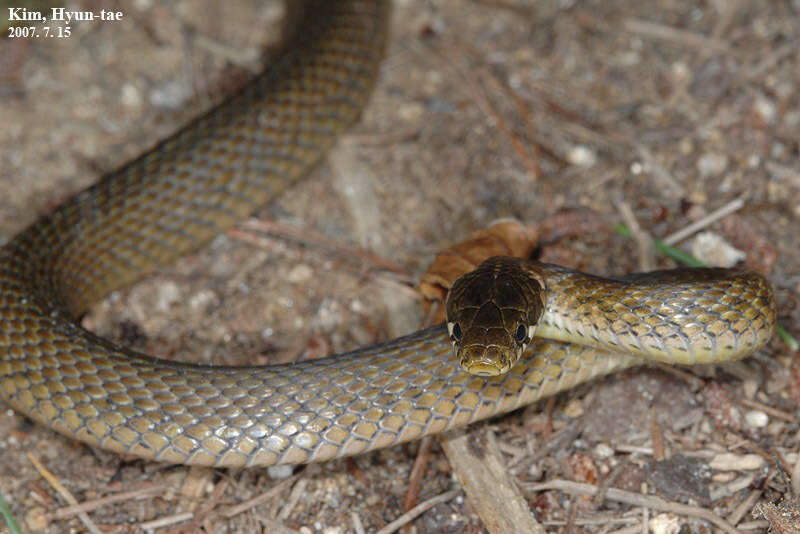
[514,324,528,345]
[450,322,463,343]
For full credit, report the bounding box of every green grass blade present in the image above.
[0,490,22,534]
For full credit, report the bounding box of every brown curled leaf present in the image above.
[419,220,539,323]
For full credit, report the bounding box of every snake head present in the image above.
[445,256,546,376]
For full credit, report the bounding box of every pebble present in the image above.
[742,379,758,400]
[649,513,680,534]
[696,152,728,177]
[120,83,142,110]
[25,506,49,531]
[268,465,294,479]
[567,145,597,167]
[744,410,769,428]
[709,453,765,471]
[593,443,615,459]
[287,264,313,283]
[754,96,776,123]
[689,231,746,267]
[563,399,584,418]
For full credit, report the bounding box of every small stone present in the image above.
[25,506,49,531]
[155,280,181,311]
[287,264,313,283]
[399,102,425,122]
[649,513,681,534]
[678,137,694,155]
[527,462,543,481]
[268,465,294,479]
[689,231,746,268]
[120,83,142,110]
[567,145,597,167]
[754,96,776,123]
[593,443,615,459]
[767,421,785,436]
[742,380,758,400]
[744,410,769,428]
[696,152,728,177]
[189,289,215,310]
[563,399,584,418]
[709,453,765,471]
[688,189,708,205]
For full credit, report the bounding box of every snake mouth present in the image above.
[458,345,517,376]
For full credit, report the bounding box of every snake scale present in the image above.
[0,1,776,467]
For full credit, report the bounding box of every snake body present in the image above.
[446,256,775,376]
[0,1,776,467]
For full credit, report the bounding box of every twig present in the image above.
[236,218,410,276]
[443,44,542,181]
[737,520,771,531]
[277,478,307,521]
[255,515,302,534]
[641,506,648,534]
[523,479,742,534]
[623,18,728,51]
[26,453,102,534]
[738,398,797,423]
[222,475,297,518]
[53,484,167,519]
[352,512,367,534]
[139,512,194,530]
[440,427,545,534]
[374,489,460,534]
[607,525,644,534]
[615,200,655,271]
[635,145,682,195]
[663,197,745,245]
[402,436,434,534]
[727,488,763,526]
[541,516,638,527]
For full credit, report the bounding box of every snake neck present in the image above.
[536,262,776,364]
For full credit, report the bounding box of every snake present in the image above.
[0,0,776,468]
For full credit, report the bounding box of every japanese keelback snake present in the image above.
[0,0,776,467]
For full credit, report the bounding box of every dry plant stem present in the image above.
[436,40,543,180]
[234,218,410,275]
[623,18,728,51]
[402,436,434,534]
[138,512,194,530]
[257,517,302,534]
[662,197,745,246]
[524,480,742,534]
[615,200,656,271]
[173,478,229,534]
[278,479,307,521]
[374,489,460,534]
[727,489,763,526]
[53,484,167,519]
[26,453,101,534]
[221,475,298,519]
[351,512,366,534]
[607,525,644,534]
[440,427,546,534]
[739,398,797,423]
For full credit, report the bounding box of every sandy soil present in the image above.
[1,0,799,532]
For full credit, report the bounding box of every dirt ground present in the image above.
[1,0,799,532]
